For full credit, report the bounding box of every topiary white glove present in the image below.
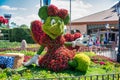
[72,35,89,47]
[23,54,39,66]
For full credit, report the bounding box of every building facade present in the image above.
[67,3,119,44]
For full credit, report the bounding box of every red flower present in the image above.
[0,16,8,24]
[57,9,68,19]
[64,33,74,41]
[24,56,32,62]
[74,32,82,40]
[3,19,8,24]
[31,20,46,44]
[0,16,4,23]
[48,4,59,16]
[38,46,75,72]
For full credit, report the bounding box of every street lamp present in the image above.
[69,0,72,32]
[116,1,120,62]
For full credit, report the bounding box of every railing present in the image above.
[96,49,117,61]
[78,46,117,61]
[8,73,120,80]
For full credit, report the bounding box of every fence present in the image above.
[77,46,117,61]
[41,73,120,80]
[96,49,117,61]
[7,73,120,80]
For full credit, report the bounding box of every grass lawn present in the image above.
[0,41,119,79]
[0,51,120,80]
[0,62,120,80]
[0,40,20,48]
[0,40,39,48]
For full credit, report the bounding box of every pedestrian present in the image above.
[88,35,93,52]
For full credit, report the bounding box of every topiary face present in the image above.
[42,16,64,39]
[37,4,70,39]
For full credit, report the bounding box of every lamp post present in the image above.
[40,0,42,7]
[69,0,72,32]
[116,1,120,62]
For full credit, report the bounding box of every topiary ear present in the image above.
[63,14,70,25]
[38,6,48,20]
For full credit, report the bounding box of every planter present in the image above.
[0,53,24,69]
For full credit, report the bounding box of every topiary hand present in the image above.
[72,35,89,47]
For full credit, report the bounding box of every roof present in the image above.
[72,2,119,23]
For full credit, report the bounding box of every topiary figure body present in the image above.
[23,4,89,72]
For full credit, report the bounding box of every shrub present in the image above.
[68,60,77,68]
[74,53,91,72]
[83,52,96,57]
[10,28,34,43]
[0,28,9,40]
[1,28,35,43]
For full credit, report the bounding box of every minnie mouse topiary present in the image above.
[23,4,89,72]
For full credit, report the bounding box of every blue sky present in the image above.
[0,0,119,26]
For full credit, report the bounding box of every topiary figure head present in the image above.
[42,16,64,39]
[30,4,70,45]
[38,4,70,39]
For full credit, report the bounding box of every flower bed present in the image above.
[0,51,120,79]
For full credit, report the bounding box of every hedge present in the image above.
[0,28,35,43]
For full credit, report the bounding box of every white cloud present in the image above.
[0,5,17,10]
[27,14,39,19]
[0,5,26,11]
[11,14,40,26]
[51,0,92,20]
[19,8,27,11]
[10,0,117,26]
[35,4,40,9]
[75,0,92,9]
[19,0,93,27]
[34,0,92,20]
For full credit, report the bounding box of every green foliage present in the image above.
[0,64,119,80]
[0,23,7,28]
[74,53,91,72]
[38,6,48,21]
[1,28,35,43]
[10,28,34,43]
[0,40,20,48]
[42,17,64,39]
[0,58,120,80]
[0,68,7,79]
[68,60,78,68]
[0,28,9,40]
[63,15,70,25]
[102,62,114,72]
[19,24,29,28]
[18,50,35,56]
[79,52,96,57]
[0,50,35,56]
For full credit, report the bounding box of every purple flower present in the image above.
[100,61,105,65]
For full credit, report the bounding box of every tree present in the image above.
[19,24,29,28]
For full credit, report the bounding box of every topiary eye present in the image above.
[51,19,56,25]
